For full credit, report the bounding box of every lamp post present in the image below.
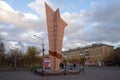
[33,35,47,76]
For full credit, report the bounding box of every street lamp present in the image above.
[33,35,47,76]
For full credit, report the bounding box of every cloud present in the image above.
[86,1,120,42]
[28,0,120,49]
[0,0,48,51]
[28,0,53,16]
[0,7,39,29]
[61,0,120,49]
[1,0,120,51]
[0,0,47,40]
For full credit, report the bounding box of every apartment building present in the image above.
[63,43,114,66]
[63,48,81,64]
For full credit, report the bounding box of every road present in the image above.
[0,67,120,80]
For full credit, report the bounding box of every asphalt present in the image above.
[0,67,120,80]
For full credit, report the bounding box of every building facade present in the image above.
[63,48,80,64]
[63,43,114,66]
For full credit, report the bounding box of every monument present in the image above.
[45,3,67,71]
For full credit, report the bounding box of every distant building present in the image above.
[63,48,80,64]
[63,43,114,66]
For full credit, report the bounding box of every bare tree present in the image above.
[26,46,39,68]
[6,48,23,68]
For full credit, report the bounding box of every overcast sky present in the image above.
[0,0,120,52]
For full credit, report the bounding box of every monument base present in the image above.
[50,55,61,71]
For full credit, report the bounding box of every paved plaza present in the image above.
[0,67,120,80]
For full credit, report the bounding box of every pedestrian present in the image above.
[73,64,76,68]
